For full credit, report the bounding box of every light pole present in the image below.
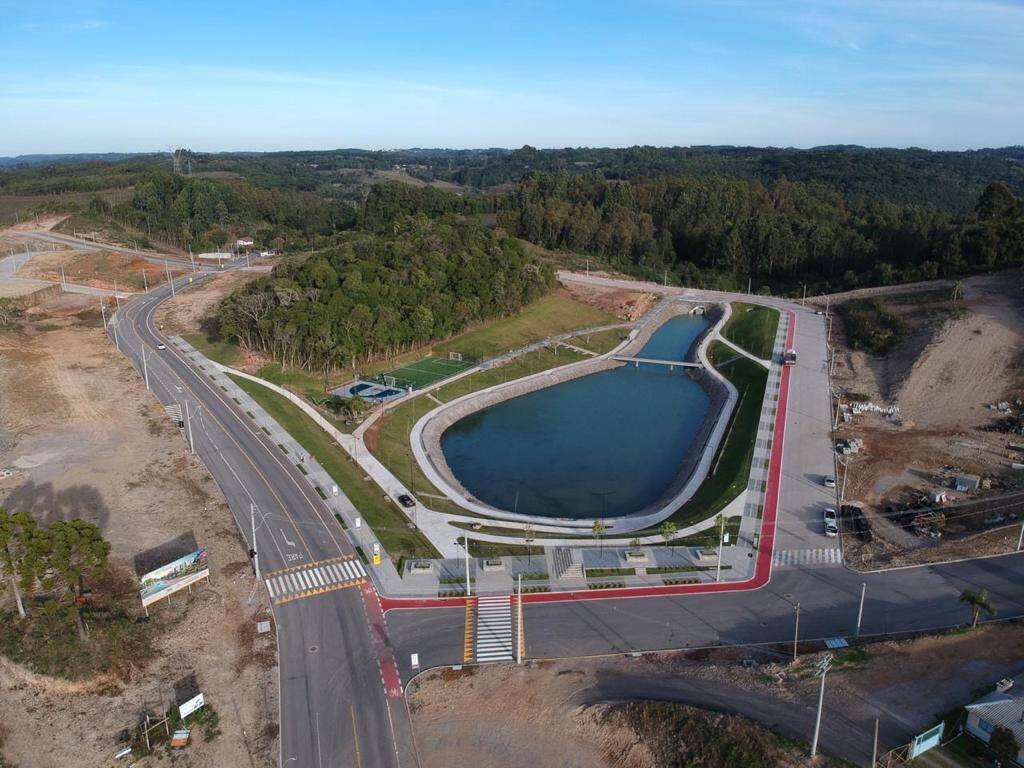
[856,582,866,636]
[516,574,523,665]
[456,537,471,597]
[141,345,150,390]
[793,602,801,662]
[810,653,834,757]
[1017,517,1024,552]
[715,514,726,582]
[250,503,261,579]
[839,456,850,505]
[185,401,194,454]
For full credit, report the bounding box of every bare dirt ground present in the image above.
[14,248,180,292]
[828,271,1024,567]
[0,293,277,767]
[562,280,659,321]
[409,624,1024,768]
[154,267,265,338]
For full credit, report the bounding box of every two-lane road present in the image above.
[110,272,415,767]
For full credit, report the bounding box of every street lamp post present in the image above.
[793,602,801,661]
[811,654,834,757]
[856,582,866,636]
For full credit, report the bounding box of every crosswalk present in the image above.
[475,595,514,662]
[773,548,843,567]
[264,558,367,605]
[164,403,182,423]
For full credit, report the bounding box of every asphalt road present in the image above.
[111,271,415,768]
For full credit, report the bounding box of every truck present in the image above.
[784,348,797,366]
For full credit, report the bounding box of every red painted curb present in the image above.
[380,309,795,612]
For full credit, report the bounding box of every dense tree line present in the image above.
[219,214,553,372]
[103,170,355,251]
[358,182,493,232]
[495,172,1024,293]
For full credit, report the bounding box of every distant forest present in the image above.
[2,144,1023,361]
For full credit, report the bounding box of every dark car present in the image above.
[397,494,416,508]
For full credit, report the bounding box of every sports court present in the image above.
[377,354,474,390]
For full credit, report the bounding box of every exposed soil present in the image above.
[0,295,277,767]
[828,271,1024,567]
[14,248,178,292]
[563,280,659,321]
[155,267,267,337]
[408,624,1024,768]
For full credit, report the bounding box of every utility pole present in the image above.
[463,537,472,597]
[113,280,120,310]
[747,276,752,295]
[840,458,850,505]
[1017,516,1024,552]
[250,503,260,579]
[793,602,801,661]
[516,574,523,665]
[112,319,120,351]
[872,716,879,767]
[185,401,194,454]
[802,284,807,305]
[60,263,67,291]
[142,269,148,291]
[856,582,866,636]
[99,301,107,328]
[165,260,175,296]
[142,346,150,390]
[810,653,834,757]
[715,515,726,582]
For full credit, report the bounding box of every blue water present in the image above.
[440,315,712,519]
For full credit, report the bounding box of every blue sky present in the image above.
[1,0,1022,153]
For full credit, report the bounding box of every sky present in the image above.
[1,0,1022,154]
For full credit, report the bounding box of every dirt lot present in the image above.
[14,248,180,292]
[409,624,1024,768]
[562,278,659,321]
[155,267,267,337]
[827,272,1024,566]
[0,293,277,767]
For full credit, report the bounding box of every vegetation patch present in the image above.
[723,303,779,359]
[837,298,905,355]
[584,567,636,577]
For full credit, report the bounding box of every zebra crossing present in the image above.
[475,595,514,662]
[773,548,843,567]
[164,403,182,424]
[264,558,367,605]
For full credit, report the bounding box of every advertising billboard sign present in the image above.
[139,548,209,608]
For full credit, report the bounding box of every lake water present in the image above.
[440,314,713,520]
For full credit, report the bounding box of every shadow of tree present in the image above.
[2,481,111,531]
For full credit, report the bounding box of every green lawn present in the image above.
[183,332,244,367]
[434,291,617,361]
[567,327,630,355]
[228,374,440,559]
[434,346,588,402]
[722,303,780,360]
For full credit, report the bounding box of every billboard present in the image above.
[139,548,209,607]
[911,722,944,758]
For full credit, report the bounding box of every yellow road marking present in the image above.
[263,555,358,581]
[272,578,366,606]
[517,594,527,661]
[463,597,476,663]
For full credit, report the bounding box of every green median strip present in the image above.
[228,374,440,560]
[722,303,779,360]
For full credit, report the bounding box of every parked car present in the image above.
[823,474,836,488]
[823,507,838,537]
[397,494,416,508]
[156,343,166,350]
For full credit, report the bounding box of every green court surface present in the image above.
[377,355,474,390]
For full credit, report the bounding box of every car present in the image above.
[825,520,839,537]
[397,493,416,508]
[823,507,838,536]
[823,507,838,522]
[823,474,836,488]
[156,343,166,350]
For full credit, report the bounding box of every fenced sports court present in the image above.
[376,352,474,391]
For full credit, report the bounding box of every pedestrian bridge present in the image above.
[612,355,703,369]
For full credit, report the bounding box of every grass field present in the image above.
[565,326,629,355]
[378,355,474,390]
[229,374,440,559]
[434,290,617,361]
[722,303,780,360]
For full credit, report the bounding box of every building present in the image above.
[964,675,1024,764]
[955,474,981,492]
[236,237,255,248]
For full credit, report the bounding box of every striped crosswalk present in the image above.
[475,594,514,662]
[264,558,367,605]
[773,547,843,567]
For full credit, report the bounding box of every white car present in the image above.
[823,507,838,537]
[823,475,836,488]
[157,343,166,350]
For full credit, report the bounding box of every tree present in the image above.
[951,279,965,302]
[592,519,606,552]
[989,725,1019,764]
[45,520,110,639]
[960,588,996,628]
[0,509,37,619]
[660,520,678,552]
